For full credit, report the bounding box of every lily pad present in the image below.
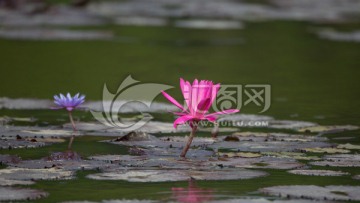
[260,185,360,201]
[0,97,51,110]
[115,16,167,27]
[211,156,303,169]
[86,0,360,24]
[108,134,214,151]
[227,132,328,142]
[332,137,355,140]
[0,138,46,149]
[261,152,320,161]
[8,158,116,171]
[0,186,47,201]
[62,200,154,203]
[218,152,262,158]
[316,28,360,43]
[337,143,360,150]
[0,116,37,124]
[310,154,360,167]
[209,138,331,152]
[0,28,113,40]
[231,132,269,137]
[89,155,147,164]
[90,154,212,170]
[287,170,349,176]
[175,19,243,30]
[0,154,21,165]
[159,136,215,146]
[297,125,359,134]
[0,168,74,182]
[0,134,66,149]
[64,121,192,135]
[209,198,333,203]
[302,147,350,154]
[114,131,152,141]
[0,178,34,186]
[103,201,155,203]
[0,125,75,138]
[87,169,267,182]
[139,148,215,160]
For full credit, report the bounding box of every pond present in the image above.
[0,1,360,202]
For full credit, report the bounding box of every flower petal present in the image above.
[204,83,220,111]
[173,115,194,129]
[196,98,211,117]
[205,115,217,122]
[180,78,191,110]
[161,91,185,111]
[190,79,199,113]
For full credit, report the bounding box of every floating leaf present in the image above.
[0,178,34,186]
[287,170,349,176]
[208,198,334,203]
[210,156,303,169]
[218,152,262,158]
[262,152,320,161]
[0,168,74,182]
[337,143,360,150]
[87,169,267,182]
[298,125,359,134]
[302,147,350,154]
[310,154,360,167]
[0,186,47,201]
[261,185,360,201]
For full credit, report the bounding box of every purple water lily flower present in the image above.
[52,93,85,150]
[52,93,85,112]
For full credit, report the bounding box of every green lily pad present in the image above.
[0,168,74,182]
[302,147,350,154]
[287,169,349,176]
[260,185,360,201]
[0,186,47,201]
[298,125,359,134]
[87,169,267,182]
[211,156,303,169]
[218,152,262,158]
[310,154,360,167]
[337,143,360,150]
[262,152,321,161]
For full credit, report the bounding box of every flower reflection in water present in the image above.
[172,179,214,203]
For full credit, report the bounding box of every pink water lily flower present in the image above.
[162,78,239,128]
[162,78,239,157]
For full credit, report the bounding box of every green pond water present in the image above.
[1,21,360,202]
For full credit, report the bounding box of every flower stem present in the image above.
[67,111,77,150]
[180,125,198,158]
